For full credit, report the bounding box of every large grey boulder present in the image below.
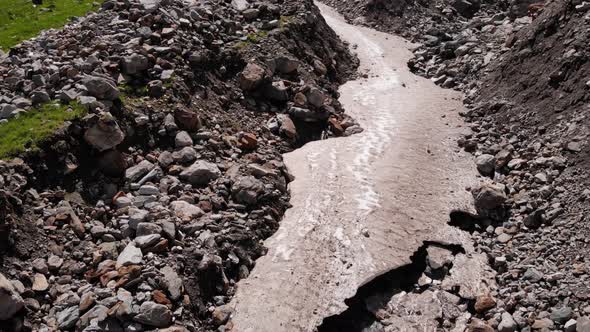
[180,160,221,186]
[134,301,173,327]
[0,272,24,320]
[82,76,120,100]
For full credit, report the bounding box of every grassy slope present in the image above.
[0,0,101,50]
[0,102,87,158]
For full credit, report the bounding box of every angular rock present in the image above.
[116,243,143,268]
[82,76,120,100]
[232,176,264,205]
[239,63,265,91]
[161,266,183,301]
[84,113,125,152]
[179,160,221,186]
[134,301,172,327]
[0,273,24,320]
[57,306,80,330]
[170,200,204,219]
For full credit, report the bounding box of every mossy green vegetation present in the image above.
[0,0,102,50]
[0,101,87,158]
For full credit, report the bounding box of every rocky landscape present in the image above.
[1,0,590,330]
[0,0,360,330]
[320,0,590,331]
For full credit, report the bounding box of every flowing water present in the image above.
[229,4,480,331]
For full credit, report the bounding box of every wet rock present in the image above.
[179,160,221,186]
[0,272,24,320]
[84,113,125,152]
[232,176,264,205]
[134,301,172,327]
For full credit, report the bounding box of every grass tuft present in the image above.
[0,101,87,159]
[0,0,102,51]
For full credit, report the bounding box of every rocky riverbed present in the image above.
[319,0,590,331]
[0,0,360,330]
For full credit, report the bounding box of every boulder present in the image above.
[125,160,155,182]
[84,113,125,152]
[179,160,221,186]
[0,272,24,320]
[239,63,265,91]
[170,200,204,219]
[82,76,120,100]
[232,176,265,205]
[134,301,173,327]
[274,56,299,74]
[476,154,495,176]
[121,54,149,75]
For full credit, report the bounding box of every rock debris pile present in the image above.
[0,0,358,330]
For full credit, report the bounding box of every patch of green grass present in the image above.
[0,101,87,159]
[0,0,102,51]
[233,30,270,49]
[279,15,294,29]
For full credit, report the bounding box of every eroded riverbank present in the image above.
[228,3,494,331]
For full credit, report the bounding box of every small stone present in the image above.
[116,243,143,268]
[523,268,544,283]
[232,176,264,205]
[498,312,517,332]
[564,319,577,332]
[32,273,49,292]
[170,200,204,219]
[32,258,49,274]
[474,294,496,313]
[212,304,232,325]
[48,255,64,271]
[175,131,193,148]
[239,63,265,91]
[161,266,183,301]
